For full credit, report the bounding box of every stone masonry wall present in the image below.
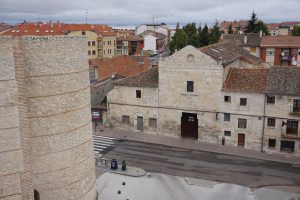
[0,36,96,200]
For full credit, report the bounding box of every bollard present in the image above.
[122,160,126,171]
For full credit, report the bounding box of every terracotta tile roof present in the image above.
[260,36,300,47]
[220,20,248,29]
[117,35,144,41]
[89,55,149,79]
[1,22,65,36]
[63,24,116,36]
[114,67,158,88]
[0,23,14,33]
[199,41,261,65]
[223,68,269,93]
[222,33,261,47]
[1,22,116,36]
[138,30,166,39]
[265,67,300,96]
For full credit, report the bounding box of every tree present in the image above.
[245,11,269,35]
[245,11,258,33]
[228,24,233,34]
[199,24,209,47]
[182,23,199,47]
[209,20,221,44]
[292,26,300,36]
[170,22,187,53]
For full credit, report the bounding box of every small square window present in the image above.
[267,96,275,104]
[82,31,86,35]
[92,41,96,46]
[122,115,130,125]
[267,118,276,127]
[88,41,91,46]
[268,139,276,148]
[224,96,231,102]
[149,118,157,128]
[240,98,247,106]
[92,50,96,55]
[187,81,194,92]
[224,131,231,137]
[136,90,141,98]
[238,118,247,129]
[224,113,230,122]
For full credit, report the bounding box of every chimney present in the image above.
[50,20,52,23]
[259,30,263,37]
[244,35,247,44]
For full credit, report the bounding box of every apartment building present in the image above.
[260,36,300,66]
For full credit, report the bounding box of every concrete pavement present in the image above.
[95,126,300,165]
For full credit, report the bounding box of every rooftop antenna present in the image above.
[85,9,88,24]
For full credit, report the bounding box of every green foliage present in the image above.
[209,21,221,44]
[292,26,300,36]
[228,24,233,34]
[245,11,269,35]
[169,21,221,53]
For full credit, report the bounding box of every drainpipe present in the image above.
[261,95,266,152]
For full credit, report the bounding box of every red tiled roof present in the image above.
[115,67,158,88]
[117,35,143,42]
[1,22,116,36]
[223,68,269,93]
[90,55,149,79]
[260,36,300,47]
[220,20,248,29]
[0,23,14,33]
[1,22,65,36]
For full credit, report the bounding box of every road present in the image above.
[99,139,300,190]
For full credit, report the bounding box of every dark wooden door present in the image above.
[181,112,198,139]
[137,117,143,131]
[238,133,245,147]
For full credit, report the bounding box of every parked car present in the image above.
[111,159,118,170]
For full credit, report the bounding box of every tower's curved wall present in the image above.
[22,36,96,200]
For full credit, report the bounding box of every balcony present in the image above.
[290,100,300,115]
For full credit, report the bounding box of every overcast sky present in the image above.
[1,0,300,27]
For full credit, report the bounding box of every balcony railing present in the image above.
[281,54,291,61]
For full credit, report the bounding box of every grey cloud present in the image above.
[0,0,299,26]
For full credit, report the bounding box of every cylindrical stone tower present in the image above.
[0,35,96,200]
[23,36,96,199]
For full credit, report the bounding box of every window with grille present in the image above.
[266,96,275,104]
[238,118,247,129]
[267,118,276,127]
[187,81,194,92]
[224,113,230,122]
[224,131,231,137]
[240,98,247,106]
[122,115,130,125]
[224,96,231,102]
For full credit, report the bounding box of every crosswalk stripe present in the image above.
[93,135,117,140]
[94,144,108,148]
[93,140,114,145]
[93,137,116,143]
[94,147,107,151]
[93,142,111,147]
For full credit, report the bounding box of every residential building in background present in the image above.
[220,20,248,34]
[0,36,96,200]
[260,36,300,66]
[267,21,300,36]
[116,35,144,56]
[138,30,167,52]
[135,23,169,36]
[1,22,117,59]
[221,33,262,57]
[64,24,117,59]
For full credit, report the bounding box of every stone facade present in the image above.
[107,45,300,157]
[0,36,96,200]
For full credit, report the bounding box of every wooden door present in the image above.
[238,133,245,147]
[181,112,198,139]
[137,117,143,131]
